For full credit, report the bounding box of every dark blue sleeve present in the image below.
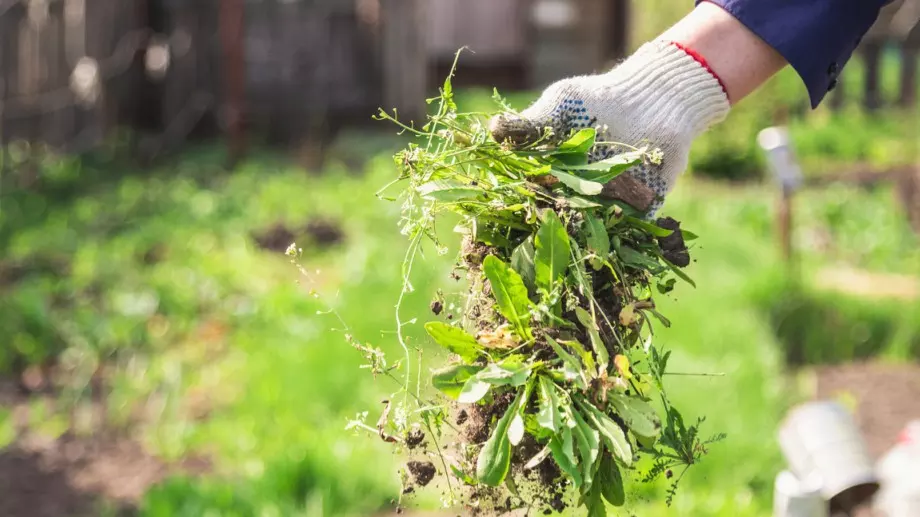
[698,0,891,108]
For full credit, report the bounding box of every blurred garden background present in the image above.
[0,0,918,516]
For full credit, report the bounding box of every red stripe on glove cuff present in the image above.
[669,41,729,97]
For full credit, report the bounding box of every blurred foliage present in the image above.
[754,281,920,366]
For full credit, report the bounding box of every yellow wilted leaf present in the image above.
[476,324,520,349]
[618,304,636,326]
[614,355,633,380]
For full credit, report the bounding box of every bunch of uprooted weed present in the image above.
[352,54,725,515]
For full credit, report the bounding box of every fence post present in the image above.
[863,40,885,112]
[220,0,246,167]
[758,127,803,268]
[380,0,426,125]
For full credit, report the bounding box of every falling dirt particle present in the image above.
[402,486,415,495]
[406,461,436,487]
[666,469,673,479]
[456,409,468,426]
[430,300,443,316]
[405,429,425,449]
[447,314,454,320]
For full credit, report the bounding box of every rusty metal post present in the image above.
[758,127,803,268]
[220,0,246,168]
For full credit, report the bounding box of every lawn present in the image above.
[1,81,918,516]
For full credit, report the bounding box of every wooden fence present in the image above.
[0,0,146,153]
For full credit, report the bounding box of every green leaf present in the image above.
[577,399,632,466]
[562,339,596,380]
[617,246,662,271]
[586,481,608,517]
[584,214,610,270]
[458,376,491,403]
[599,454,626,507]
[475,391,521,486]
[556,128,596,155]
[537,377,562,432]
[451,465,478,486]
[416,179,481,201]
[424,322,482,362]
[549,428,582,488]
[482,255,533,340]
[510,236,536,293]
[550,169,604,196]
[431,364,483,399]
[575,307,609,374]
[546,336,587,389]
[565,196,603,209]
[476,362,532,387]
[508,413,525,445]
[624,216,674,237]
[680,229,699,241]
[563,153,642,184]
[609,393,662,440]
[534,210,572,293]
[572,408,601,490]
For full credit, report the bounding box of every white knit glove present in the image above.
[490,40,731,216]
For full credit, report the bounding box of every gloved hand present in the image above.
[490,40,730,217]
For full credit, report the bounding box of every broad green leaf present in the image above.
[609,393,662,440]
[417,179,481,201]
[432,364,483,399]
[556,128,596,155]
[534,210,571,293]
[577,399,632,466]
[546,336,587,389]
[476,392,521,486]
[550,169,604,196]
[599,454,626,507]
[565,196,603,209]
[586,481,608,517]
[476,362,532,387]
[537,376,562,432]
[572,409,601,490]
[549,428,582,488]
[508,413,525,445]
[562,339,596,380]
[564,153,642,184]
[510,236,536,293]
[617,246,662,271]
[482,255,533,340]
[624,216,674,237]
[458,376,491,403]
[424,322,481,362]
[584,214,610,270]
[575,307,609,373]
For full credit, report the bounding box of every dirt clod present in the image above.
[406,461,436,487]
[656,216,690,268]
[430,300,443,316]
[405,429,426,449]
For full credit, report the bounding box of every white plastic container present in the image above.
[777,401,879,511]
[874,420,920,517]
[774,470,829,517]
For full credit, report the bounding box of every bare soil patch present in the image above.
[0,379,210,517]
[813,361,920,459]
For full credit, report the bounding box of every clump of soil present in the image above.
[406,461,436,487]
[405,429,426,449]
[655,217,690,268]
